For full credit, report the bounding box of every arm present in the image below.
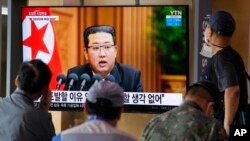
[214,55,239,135]
[224,85,240,135]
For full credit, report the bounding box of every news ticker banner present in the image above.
[34,91,183,110]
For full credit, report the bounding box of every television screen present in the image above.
[21,5,189,113]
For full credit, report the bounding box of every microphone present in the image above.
[56,73,66,90]
[67,73,79,91]
[92,74,102,84]
[105,74,115,82]
[79,73,91,91]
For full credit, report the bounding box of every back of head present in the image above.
[208,10,235,37]
[83,25,116,47]
[186,81,220,112]
[86,81,124,120]
[17,59,52,94]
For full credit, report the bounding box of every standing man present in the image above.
[53,81,137,141]
[64,25,143,92]
[201,10,248,135]
[0,59,55,141]
[141,81,228,141]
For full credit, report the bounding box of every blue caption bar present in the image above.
[166,15,182,27]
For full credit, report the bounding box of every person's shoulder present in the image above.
[228,46,244,60]
[116,63,140,73]
[145,111,171,128]
[218,46,241,58]
[61,123,84,134]
[215,47,244,67]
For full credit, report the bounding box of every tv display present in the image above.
[21,5,189,113]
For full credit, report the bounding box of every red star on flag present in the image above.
[22,7,63,90]
[23,21,50,59]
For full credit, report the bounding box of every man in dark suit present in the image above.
[65,25,143,92]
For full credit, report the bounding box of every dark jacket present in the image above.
[65,62,143,92]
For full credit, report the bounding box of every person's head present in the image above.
[15,59,52,98]
[204,11,235,49]
[83,25,117,77]
[85,80,124,126]
[185,81,220,116]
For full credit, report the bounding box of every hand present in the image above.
[39,89,52,112]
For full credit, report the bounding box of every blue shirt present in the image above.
[52,134,61,141]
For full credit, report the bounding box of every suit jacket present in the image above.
[64,62,143,92]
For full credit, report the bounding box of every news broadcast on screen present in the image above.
[22,5,189,113]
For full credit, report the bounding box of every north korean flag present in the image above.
[22,7,62,90]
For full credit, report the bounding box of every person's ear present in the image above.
[206,27,213,38]
[114,45,117,58]
[15,75,20,87]
[84,48,89,61]
[205,102,214,117]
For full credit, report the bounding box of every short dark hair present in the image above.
[186,81,221,112]
[18,59,52,93]
[83,25,116,47]
[85,99,122,120]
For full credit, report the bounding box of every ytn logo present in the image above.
[170,10,182,15]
